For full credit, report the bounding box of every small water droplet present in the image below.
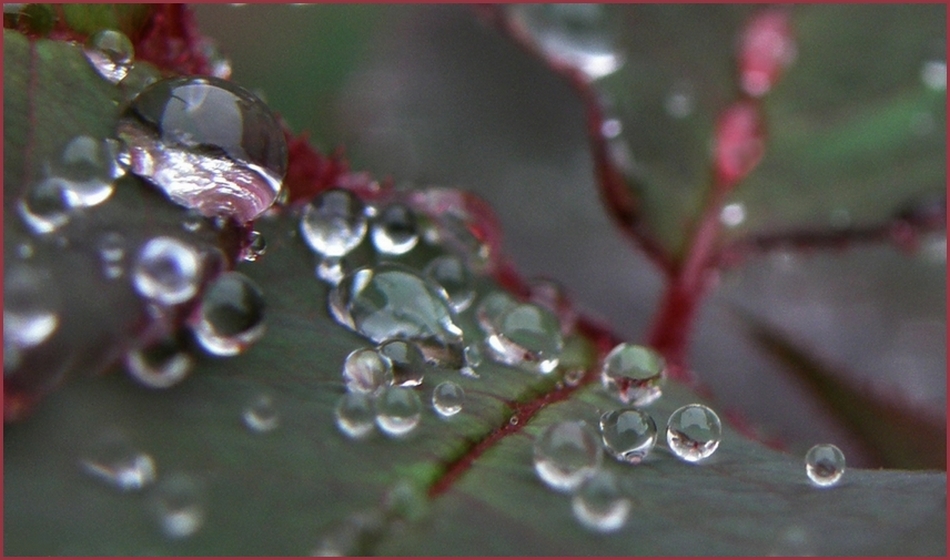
[486,303,564,374]
[600,343,665,406]
[241,230,267,262]
[243,393,279,433]
[666,404,722,462]
[191,271,266,356]
[460,343,483,378]
[315,255,347,285]
[571,469,630,532]
[377,339,426,387]
[424,254,475,313]
[3,264,60,349]
[132,236,202,305]
[432,381,465,417]
[475,291,518,335]
[719,202,746,228]
[55,135,124,207]
[375,386,422,438]
[125,333,194,389]
[509,416,519,426]
[805,443,845,487]
[371,203,419,255]
[343,347,394,394]
[96,231,126,279]
[17,177,73,234]
[533,420,602,492]
[921,60,946,91]
[79,429,156,491]
[599,408,657,464]
[563,369,585,387]
[335,392,376,439]
[300,188,368,258]
[84,29,134,84]
[118,76,288,223]
[151,472,206,539]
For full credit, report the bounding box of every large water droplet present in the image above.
[3,264,59,349]
[117,76,288,223]
[151,472,206,539]
[132,236,202,305]
[79,430,156,491]
[432,381,465,417]
[335,392,376,439]
[805,443,845,487]
[424,254,475,313]
[84,29,134,84]
[377,339,426,387]
[371,203,419,255]
[343,347,394,394]
[666,404,722,462]
[125,333,194,389]
[600,343,665,406]
[300,188,368,258]
[243,393,279,433]
[374,386,422,438]
[571,469,630,533]
[17,177,73,234]
[486,303,563,374]
[191,271,266,356]
[599,408,657,464]
[533,420,602,492]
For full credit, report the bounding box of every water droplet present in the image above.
[563,368,585,387]
[241,230,267,262]
[377,339,426,387]
[79,429,156,491]
[600,343,665,406]
[599,408,657,464]
[424,254,475,313]
[151,472,206,539]
[805,443,845,487]
[507,4,623,80]
[300,188,368,258]
[117,76,288,223]
[132,236,202,305]
[921,60,946,92]
[343,347,394,394]
[475,291,518,335]
[97,231,126,279]
[55,135,124,207]
[374,386,422,438]
[460,343,483,378]
[243,393,279,433]
[335,392,376,439]
[533,420,602,492]
[3,264,59,349]
[486,303,564,374]
[371,203,419,255]
[666,404,722,462]
[84,29,134,84]
[719,202,746,227]
[191,271,266,356]
[527,278,576,335]
[432,381,465,417]
[17,177,73,234]
[329,264,464,356]
[571,469,630,532]
[125,333,194,389]
[118,62,161,100]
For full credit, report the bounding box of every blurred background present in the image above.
[194,5,946,469]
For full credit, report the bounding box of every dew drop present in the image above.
[117,62,161,100]
[132,236,202,305]
[97,231,127,279]
[300,188,368,258]
[55,135,125,207]
[3,264,60,349]
[241,230,267,262]
[243,393,279,433]
[599,408,657,464]
[571,469,630,533]
[533,420,602,492]
[424,254,475,313]
[125,333,194,389]
[343,347,394,395]
[84,29,134,84]
[475,291,518,335]
[487,303,564,374]
[377,339,426,387]
[117,76,288,223]
[151,472,206,539]
[600,343,665,406]
[375,386,422,438]
[432,381,465,417]
[79,430,156,491]
[191,271,266,356]
[666,404,722,462]
[719,202,746,228]
[17,177,73,234]
[335,392,376,439]
[460,343,483,378]
[371,203,419,255]
[805,443,845,487]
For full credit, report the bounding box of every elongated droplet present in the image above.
[371,203,419,255]
[125,333,194,389]
[600,408,657,464]
[151,472,206,539]
[424,254,475,313]
[4,264,59,349]
[460,343,483,378]
[118,76,288,223]
[533,420,602,492]
[666,404,722,462]
[600,343,665,406]
[432,381,465,417]
[486,303,563,374]
[805,443,845,487]
[343,347,393,394]
[375,386,422,438]
[335,392,376,439]
[571,469,630,533]
[377,339,426,387]
[243,393,279,433]
[191,271,266,357]
[300,188,368,258]
[132,236,201,305]
[79,430,156,491]
[84,29,135,84]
